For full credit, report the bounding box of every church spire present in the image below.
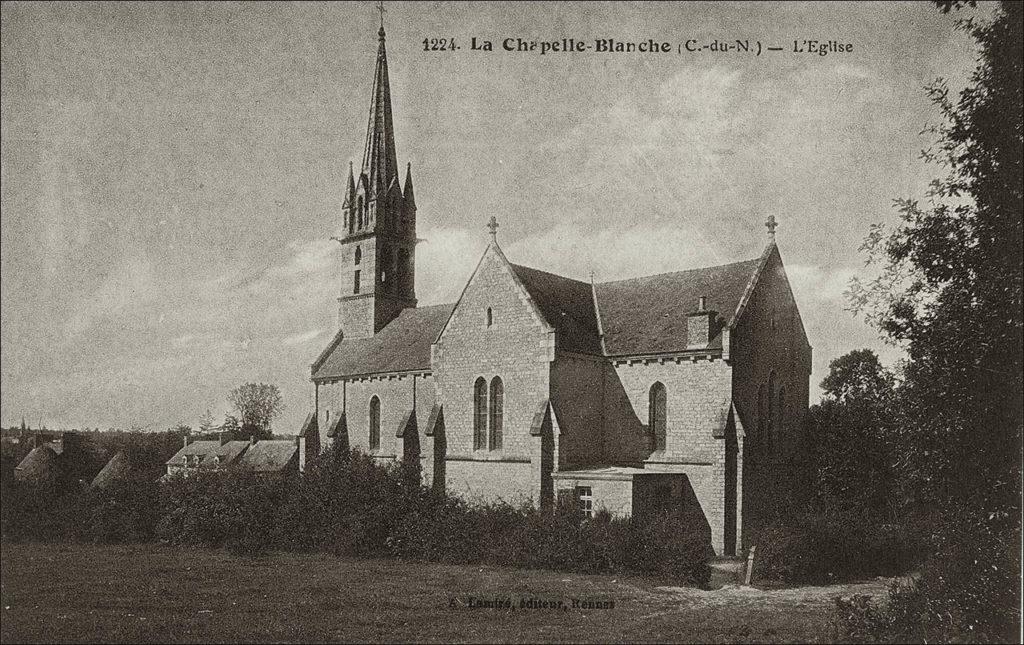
[343,162,355,208]
[403,162,416,209]
[361,21,399,200]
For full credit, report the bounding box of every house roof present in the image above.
[200,441,251,468]
[510,264,603,354]
[14,445,61,483]
[312,303,453,380]
[91,451,134,489]
[164,440,250,467]
[165,440,218,465]
[594,256,763,356]
[234,440,297,473]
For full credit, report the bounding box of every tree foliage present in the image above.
[227,383,283,439]
[811,350,899,522]
[846,0,1021,518]
[838,2,1021,640]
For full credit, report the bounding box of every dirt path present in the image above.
[648,577,895,610]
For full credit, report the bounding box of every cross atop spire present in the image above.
[765,214,778,240]
[377,0,386,35]
[487,216,499,241]
[361,7,399,200]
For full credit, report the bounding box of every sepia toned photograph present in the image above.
[1,1,1020,643]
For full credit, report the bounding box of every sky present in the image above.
[0,1,987,433]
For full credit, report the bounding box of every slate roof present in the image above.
[201,441,251,469]
[311,250,767,378]
[312,303,454,380]
[594,257,763,356]
[234,440,297,473]
[165,440,219,466]
[165,440,250,467]
[510,264,603,354]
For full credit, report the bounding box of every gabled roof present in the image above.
[164,440,250,467]
[425,404,443,437]
[165,440,218,466]
[14,445,61,483]
[396,409,417,438]
[234,440,297,473]
[594,256,763,356]
[200,441,251,468]
[311,244,781,377]
[325,414,345,438]
[297,412,317,438]
[510,264,603,354]
[91,451,134,489]
[312,303,453,380]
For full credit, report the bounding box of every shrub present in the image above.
[3,446,714,589]
[755,513,920,585]
[830,509,1020,643]
[86,480,163,544]
[0,479,89,543]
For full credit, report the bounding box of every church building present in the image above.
[304,23,812,556]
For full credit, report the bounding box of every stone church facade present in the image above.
[303,25,812,556]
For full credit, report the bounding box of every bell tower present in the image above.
[334,22,417,339]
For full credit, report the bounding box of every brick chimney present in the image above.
[219,430,229,446]
[183,433,191,448]
[687,296,717,349]
[249,435,256,447]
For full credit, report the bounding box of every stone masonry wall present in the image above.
[432,245,554,504]
[730,246,813,546]
[316,373,436,479]
[550,352,605,470]
[604,358,734,553]
[552,476,634,516]
[337,237,380,340]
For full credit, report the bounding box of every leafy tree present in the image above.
[172,423,192,437]
[847,0,1021,518]
[810,350,898,521]
[227,383,283,440]
[198,409,215,434]
[842,1,1021,640]
[221,414,241,440]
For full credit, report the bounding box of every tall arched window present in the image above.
[486,307,493,327]
[757,383,767,443]
[649,382,667,452]
[489,377,504,450]
[354,246,361,265]
[369,396,380,451]
[399,248,409,292]
[473,377,487,450]
[357,197,364,228]
[767,371,777,454]
[778,386,787,434]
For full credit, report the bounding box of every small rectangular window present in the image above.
[353,270,361,294]
[576,486,593,518]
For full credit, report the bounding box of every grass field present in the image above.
[0,543,889,643]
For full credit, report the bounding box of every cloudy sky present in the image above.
[0,1,985,432]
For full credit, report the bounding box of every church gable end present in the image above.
[431,240,555,503]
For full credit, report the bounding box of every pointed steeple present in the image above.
[403,162,416,210]
[361,25,399,200]
[343,162,356,207]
